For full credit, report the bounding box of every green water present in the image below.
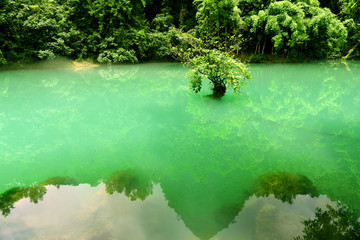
[0,62,359,239]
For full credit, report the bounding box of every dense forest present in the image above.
[1,0,359,65]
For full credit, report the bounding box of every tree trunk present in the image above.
[255,40,261,54]
[262,36,266,54]
[211,80,226,98]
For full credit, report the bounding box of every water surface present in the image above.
[0,62,359,239]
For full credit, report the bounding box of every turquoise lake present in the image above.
[0,61,359,239]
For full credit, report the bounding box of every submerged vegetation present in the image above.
[1,0,360,66]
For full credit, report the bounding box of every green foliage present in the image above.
[194,0,246,51]
[0,0,359,64]
[97,48,138,64]
[306,6,348,58]
[195,0,241,36]
[37,49,56,60]
[245,0,348,58]
[187,49,251,97]
[152,7,174,31]
[0,0,71,62]
[0,0,174,64]
[238,0,274,16]
[294,203,360,240]
[0,50,6,65]
[337,0,360,58]
[131,29,173,60]
[65,0,146,60]
[265,1,308,51]
[248,53,269,63]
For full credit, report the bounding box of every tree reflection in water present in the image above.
[1,170,359,240]
[0,169,155,218]
[294,203,360,240]
[0,176,78,217]
[105,169,154,201]
[252,172,360,240]
[0,185,46,217]
[159,169,254,240]
[254,172,319,204]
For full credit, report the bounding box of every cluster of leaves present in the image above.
[187,49,251,97]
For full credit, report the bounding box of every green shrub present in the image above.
[97,48,138,64]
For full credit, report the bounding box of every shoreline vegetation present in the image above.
[0,59,354,72]
[1,0,360,68]
[0,58,356,74]
[0,55,356,72]
[1,46,358,73]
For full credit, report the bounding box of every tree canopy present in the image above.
[0,0,359,65]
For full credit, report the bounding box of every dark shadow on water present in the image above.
[202,94,223,100]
